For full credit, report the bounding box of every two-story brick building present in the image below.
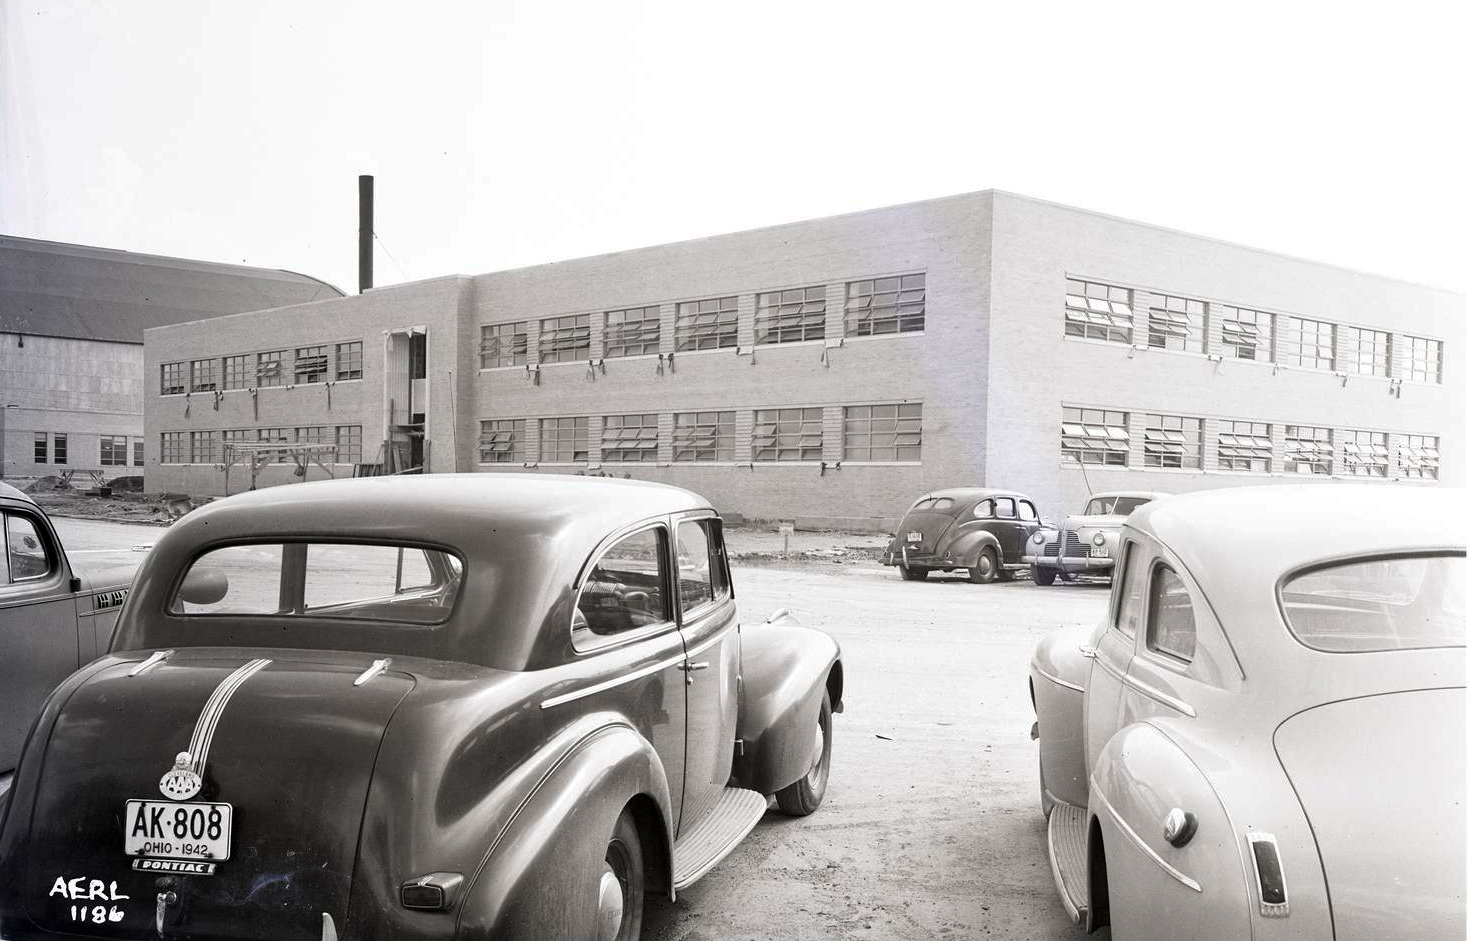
[143,191,1463,527]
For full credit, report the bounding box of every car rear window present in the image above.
[170,542,464,625]
[1279,553,1465,653]
[912,497,955,512]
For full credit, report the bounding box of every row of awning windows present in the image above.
[1061,406,1439,479]
[1062,277,1443,382]
[475,274,928,369]
[476,403,922,465]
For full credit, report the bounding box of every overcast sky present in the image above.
[3,1,1465,295]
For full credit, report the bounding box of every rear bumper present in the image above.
[1023,555,1114,574]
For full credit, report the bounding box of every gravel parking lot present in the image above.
[53,518,1109,941]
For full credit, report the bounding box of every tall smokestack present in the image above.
[358,174,374,293]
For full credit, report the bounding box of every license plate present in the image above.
[1089,546,1110,558]
[906,532,923,543]
[124,800,232,869]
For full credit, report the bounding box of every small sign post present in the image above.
[778,522,795,561]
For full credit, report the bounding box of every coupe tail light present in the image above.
[1246,832,1289,917]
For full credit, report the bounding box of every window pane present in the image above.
[1114,543,1147,638]
[7,514,52,581]
[171,542,461,624]
[576,528,668,637]
[676,521,714,611]
[1281,554,1465,653]
[1147,566,1196,661]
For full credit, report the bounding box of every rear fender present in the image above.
[732,622,841,794]
[1088,722,1251,941]
[946,527,1000,567]
[455,722,673,939]
[1031,625,1091,808]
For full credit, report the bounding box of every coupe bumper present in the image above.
[1022,555,1114,573]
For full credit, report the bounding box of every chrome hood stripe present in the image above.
[186,658,272,778]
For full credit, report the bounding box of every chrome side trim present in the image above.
[544,623,735,709]
[542,651,687,709]
[683,625,731,660]
[129,649,173,677]
[1091,652,1127,682]
[1035,666,1084,693]
[1122,674,1197,718]
[1093,786,1202,893]
[353,658,392,687]
[321,912,338,941]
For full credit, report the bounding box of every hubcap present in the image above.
[596,866,624,941]
[980,555,993,576]
[807,722,826,786]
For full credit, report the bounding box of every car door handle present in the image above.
[680,661,709,671]
[1078,645,1097,659]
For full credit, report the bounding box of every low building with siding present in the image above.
[1,235,341,483]
[142,192,1462,527]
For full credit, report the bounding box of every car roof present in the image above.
[1129,484,1464,638]
[121,474,715,671]
[0,481,37,505]
[1087,490,1166,501]
[168,473,711,545]
[919,487,1033,503]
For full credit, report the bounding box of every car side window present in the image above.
[1146,564,1197,662]
[575,527,670,640]
[973,499,994,519]
[1018,501,1038,522]
[5,513,53,583]
[996,497,1017,519]
[1112,541,1147,638]
[676,520,714,612]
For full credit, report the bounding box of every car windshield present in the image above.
[1084,496,1151,516]
[170,542,464,625]
[1279,553,1465,653]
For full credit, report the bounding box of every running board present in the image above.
[1046,802,1089,925]
[672,787,768,890]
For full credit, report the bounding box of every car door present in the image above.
[671,514,740,835]
[1083,537,1146,772]
[571,523,690,828]
[993,497,1027,563]
[0,508,81,774]
[1016,499,1043,556]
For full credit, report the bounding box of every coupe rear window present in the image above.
[1280,553,1465,653]
[170,542,464,625]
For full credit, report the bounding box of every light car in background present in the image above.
[1023,491,1165,586]
[1028,486,1464,940]
[0,483,138,800]
[883,488,1044,583]
[0,475,843,941]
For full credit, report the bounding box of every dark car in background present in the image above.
[1,483,138,801]
[883,488,1044,583]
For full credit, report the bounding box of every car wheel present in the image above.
[776,691,832,816]
[898,564,928,581]
[968,547,997,584]
[600,810,645,941]
[1033,566,1057,586]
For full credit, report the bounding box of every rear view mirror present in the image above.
[178,567,229,606]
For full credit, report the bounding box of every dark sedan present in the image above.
[0,475,843,941]
[883,488,1044,583]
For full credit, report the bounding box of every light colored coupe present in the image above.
[1029,485,1465,940]
[1023,491,1166,585]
